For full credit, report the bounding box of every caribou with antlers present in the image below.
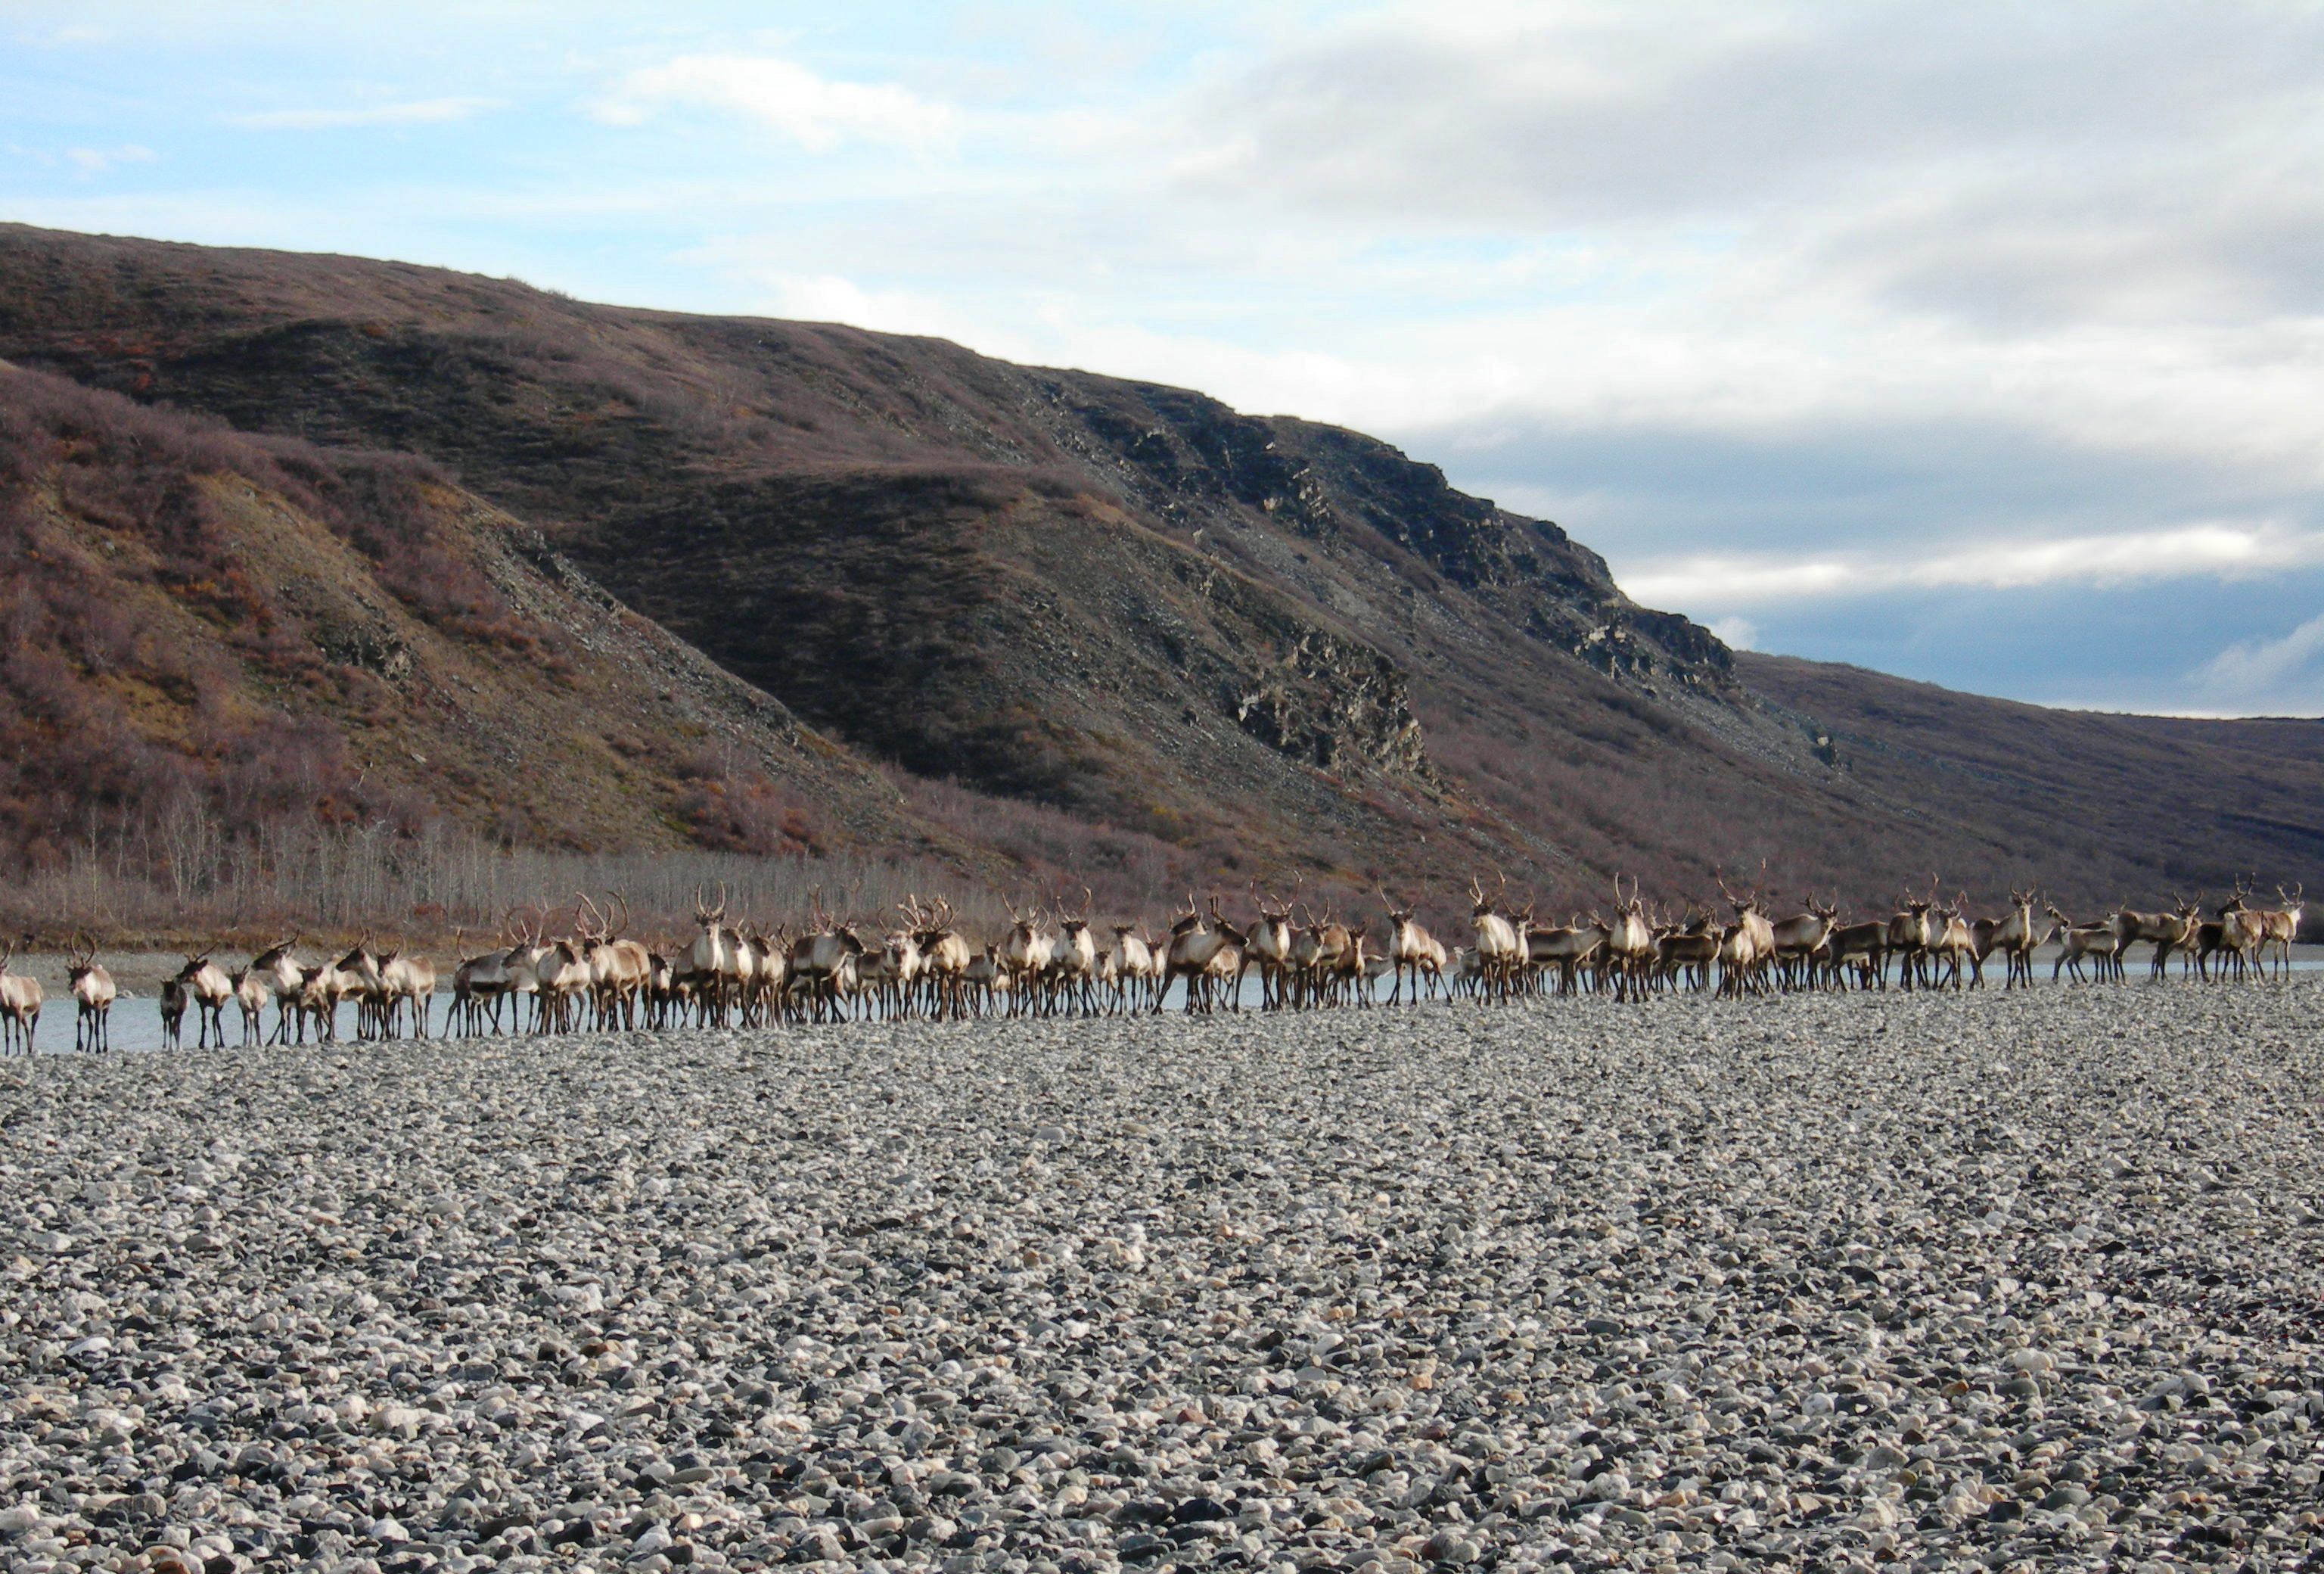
[999,895,1057,1018]
[2260,883,2305,980]
[1051,887,1101,1016]
[65,934,114,1053]
[1604,876,1657,1002]
[576,892,652,1032]
[1248,882,1298,1009]
[1466,872,1525,1004]
[1380,888,1448,1006]
[169,947,235,1049]
[1158,894,1242,1013]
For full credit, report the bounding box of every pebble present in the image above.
[0,981,2319,1570]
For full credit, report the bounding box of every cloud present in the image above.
[1621,519,2324,611]
[593,54,952,151]
[1171,4,2324,234]
[21,22,112,45]
[750,272,966,339]
[64,144,155,175]
[224,98,499,131]
[1706,616,1758,652]
[2195,613,2324,714]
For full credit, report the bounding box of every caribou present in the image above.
[1050,887,1101,1016]
[1987,888,2040,991]
[999,896,1057,1017]
[2259,883,2305,980]
[2114,897,2200,982]
[1884,882,1941,991]
[682,885,736,1025]
[65,934,114,1053]
[1713,873,1778,997]
[1380,889,1448,1006]
[2045,904,2123,984]
[47,862,2309,1059]
[576,893,652,1032]
[787,891,862,1023]
[1604,877,1658,1002]
[169,948,235,1048]
[0,940,42,1055]
[1465,873,1526,1004]
[1767,894,1838,991]
[2211,884,2267,984]
[1248,884,1299,1009]
[910,896,973,1019]
[1928,896,1977,991]
[1158,894,1242,1013]
[231,964,270,1044]
[1656,909,1720,994]
[246,937,306,1043]
[452,926,516,1037]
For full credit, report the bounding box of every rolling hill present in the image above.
[0,222,2316,925]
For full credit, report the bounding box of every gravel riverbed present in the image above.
[1,982,2320,1573]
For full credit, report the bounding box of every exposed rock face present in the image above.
[1040,378,1732,699]
[1204,591,1434,782]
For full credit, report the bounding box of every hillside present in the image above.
[0,222,2316,921]
[0,362,941,867]
[1739,653,2324,908]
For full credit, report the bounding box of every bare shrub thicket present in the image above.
[2,801,998,950]
[5,775,1335,950]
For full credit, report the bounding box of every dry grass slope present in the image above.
[0,222,2316,932]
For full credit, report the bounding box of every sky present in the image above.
[5,1,2324,716]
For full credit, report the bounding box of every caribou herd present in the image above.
[0,875,2304,1052]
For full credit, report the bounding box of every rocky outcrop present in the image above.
[1037,379,1734,700]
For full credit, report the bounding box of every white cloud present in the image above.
[64,144,154,175]
[23,22,111,45]
[593,54,951,152]
[2195,613,2324,714]
[1621,519,2324,610]
[225,98,499,131]
[1706,616,1759,652]
[750,272,966,339]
